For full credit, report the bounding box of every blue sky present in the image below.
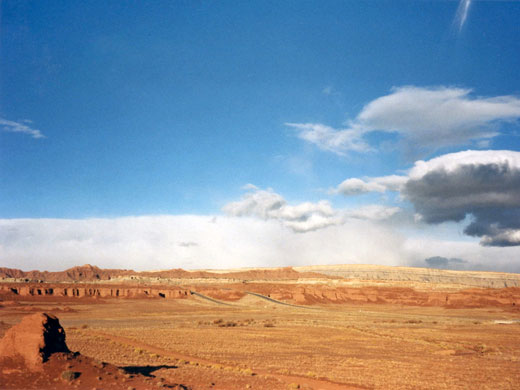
[2,1,520,272]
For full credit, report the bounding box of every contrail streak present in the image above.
[454,0,472,32]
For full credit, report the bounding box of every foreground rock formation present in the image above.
[0,312,189,389]
[0,313,69,370]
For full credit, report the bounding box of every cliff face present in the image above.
[2,282,519,310]
[0,283,190,300]
[261,285,520,308]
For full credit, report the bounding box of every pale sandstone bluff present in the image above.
[0,312,70,371]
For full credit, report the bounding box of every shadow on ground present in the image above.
[121,364,178,377]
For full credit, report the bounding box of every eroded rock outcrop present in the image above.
[0,312,70,371]
[0,283,191,300]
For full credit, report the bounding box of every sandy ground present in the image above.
[1,291,519,390]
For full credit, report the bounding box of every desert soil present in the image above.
[1,288,519,390]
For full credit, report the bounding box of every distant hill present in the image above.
[294,264,520,288]
[0,264,325,282]
[1,263,519,288]
[0,264,133,281]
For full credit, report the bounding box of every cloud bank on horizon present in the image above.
[2,214,520,273]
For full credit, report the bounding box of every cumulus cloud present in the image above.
[223,186,401,233]
[404,150,520,246]
[0,118,45,139]
[222,187,341,232]
[335,150,520,247]
[288,86,520,155]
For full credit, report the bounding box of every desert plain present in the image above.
[1,264,520,390]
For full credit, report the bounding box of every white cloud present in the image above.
[408,149,520,180]
[322,86,333,95]
[285,122,371,155]
[222,188,287,220]
[335,175,407,195]
[359,86,520,149]
[345,204,401,221]
[454,0,472,32]
[289,86,520,155]
[0,118,45,139]
[222,187,341,232]
[223,186,401,234]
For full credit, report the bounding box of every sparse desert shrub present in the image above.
[213,318,224,325]
[81,324,88,329]
[219,321,238,327]
[263,323,275,328]
[134,348,143,354]
[472,344,495,354]
[61,370,80,381]
[306,371,318,378]
[149,353,159,359]
[405,319,422,324]
[287,383,300,389]
[241,368,254,376]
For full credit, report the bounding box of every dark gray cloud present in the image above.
[403,150,520,246]
[424,256,467,270]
